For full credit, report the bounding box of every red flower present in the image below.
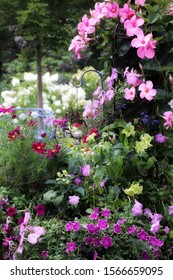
[32,142,47,154]
[6,207,17,216]
[47,144,61,158]
[8,126,20,141]
[74,123,83,128]
[0,106,15,113]
[41,133,47,138]
[34,204,46,216]
[89,128,99,137]
[27,120,37,126]
[82,134,89,143]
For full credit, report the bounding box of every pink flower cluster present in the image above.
[124,68,157,101]
[162,111,173,129]
[83,68,117,119]
[69,1,157,60]
[69,1,120,59]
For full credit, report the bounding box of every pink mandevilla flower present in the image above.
[102,2,119,19]
[138,80,157,101]
[124,87,136,101]
[135,0,146,6]
[124,67,142,87]
[124,15,144,37]
[131,31,157,59]
[77,14,96,34]
[119,3,135,23]
[162,111,173,129]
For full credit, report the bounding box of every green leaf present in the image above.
[148,12,160,24]
[43,190,57,203]
[146,156,157,170]
[155,89,169,100]
[76,187,85,196]
[53,194,64,207]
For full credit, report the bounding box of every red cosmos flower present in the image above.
[6,207,17,216]
[8,126,20,141]
[47,144,61,158]
[34,204,46,216]
[74,123,83,128]
[31,142,47,154]
[27,120,37,126]
[41,133,47,138]
[82,128,99,143]
[89,128,99,137]
[0,105,15,114]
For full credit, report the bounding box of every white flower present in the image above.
[30,111,38,118]
[1,90,16,98]
[12,119,18,124]
[55,109,61,114]
[18,89,31,96]
[12,77,20,87]
[62,95,70,102]
[54,100,61,106]
[19,113,27,121]
[24,72,37,81]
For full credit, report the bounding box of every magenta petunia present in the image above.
[6,207,17,217]
[34,204,46,216]
[101,236,112,249]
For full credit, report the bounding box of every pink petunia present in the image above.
[80,164,91,176]
[138,80,157,101]
[131,199,143,216]
[68,195,80,205]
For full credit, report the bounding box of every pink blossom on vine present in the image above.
[162,111,173,129]
[90,2,106,23]
[124,67,142,86]
[131,31,157,59]
[102,1,119,19]
[124,15,144,37]
[135,0,146,6]
[124,87,136,101]
[68,34,90,59]
[107,68,118,88]
[119,3,135,23]
[138,80,157,101]
[77,14,96,34]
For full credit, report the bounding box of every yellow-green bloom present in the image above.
[135,133,153,154]
[122,123,135,137]
[86,133,97,142]
[124,181,143,196]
